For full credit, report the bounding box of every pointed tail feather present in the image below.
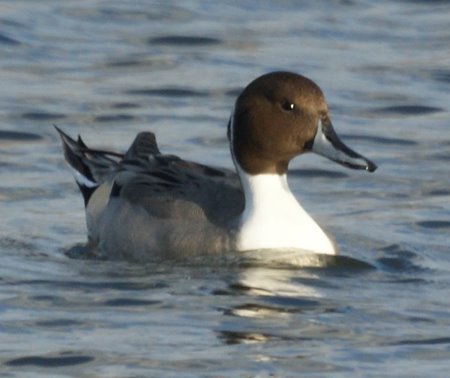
[55,126,122,205]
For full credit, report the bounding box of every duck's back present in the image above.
[82,132,245,260]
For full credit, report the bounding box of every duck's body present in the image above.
[58,72,376,261]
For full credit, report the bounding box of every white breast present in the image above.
[236,171,336,255]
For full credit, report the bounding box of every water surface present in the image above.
[1,1,449,377]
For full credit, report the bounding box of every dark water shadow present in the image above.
[415,220,450,230]
[0,237,39,254]
[217,330,273,345]
[63,243,102,260]
[422,188,450,196]
[148,35,222,46]
[374,243,426,274]
[430,68,450,83]
[290,168,349,179]
[368,105,443,116]
[0,130,43,142]
[5,353,94,367]
[35,319,84,327]
[21,112,66,121]
[0,33,20,45]
[102,298,161,307]
[429,150,450,162]
[217,329,305,345]
[390,337,450,346]
[13,275,169,292]
[93,114,135,123]
[111,102,141,109]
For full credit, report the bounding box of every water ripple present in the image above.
[290,168,349,179]
[13,279,168,291]
[21,112,66,121]
[0,33,20,45]
[0,130,43,142]
[370,105,443,116]
[431,68,450,83]
[35,319,84,327]
[111,102,141,109]
[217,330,284,345]
[148,35,222,46]
[416,220,450,230]
[102,298,161,307]
[392,337,450,346]
[94,114,135,123]
[376,244,423,273]
[5,354,94,367]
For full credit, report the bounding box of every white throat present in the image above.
[236,168,336,255]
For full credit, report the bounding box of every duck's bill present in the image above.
[310,119,377,172]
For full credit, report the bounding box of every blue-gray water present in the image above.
[1,1,449,377]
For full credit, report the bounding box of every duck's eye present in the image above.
[281,101,295,111]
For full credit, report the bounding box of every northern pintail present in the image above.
[57,71,376,261]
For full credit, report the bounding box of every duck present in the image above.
[57,71,376,262]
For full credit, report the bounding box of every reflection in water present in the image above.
[233,250,373,297]
[218,330,273,345]
[223,302,301,318]
[218,252,374,346]
[236,266,322,298]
